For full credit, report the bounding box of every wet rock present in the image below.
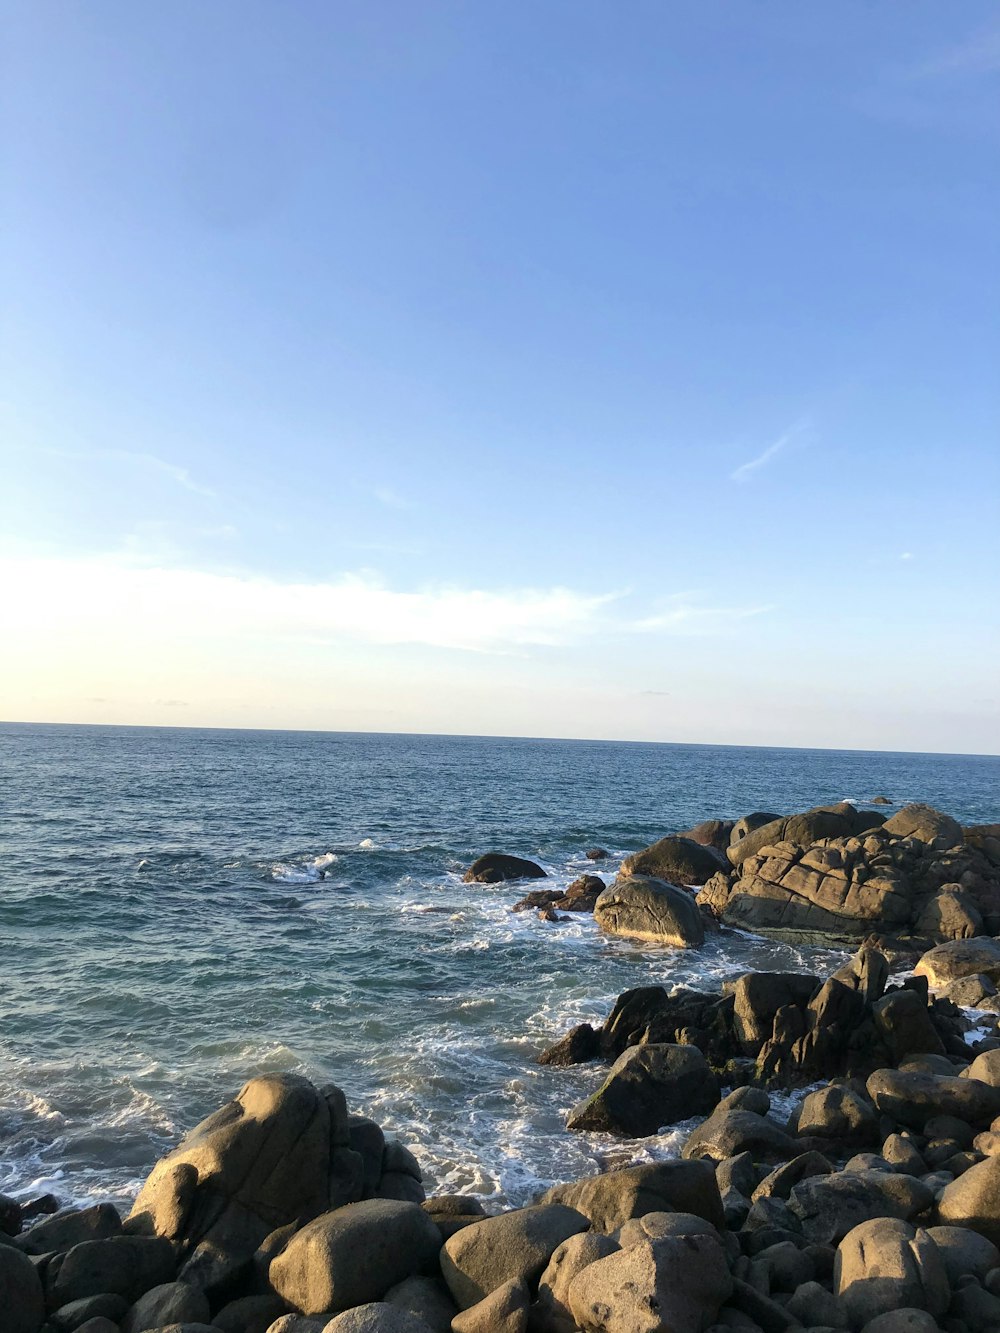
[511,890,560,913]
[597,985,718,1060]
[0,1244,45,1333]
[440,1203,588,1309]
[553,875,605,912]
[834,1217,949,1326]
[464,854,546,883]
[536,1023,600,1067]
[122,1282,211,1333]
[585,848,608,861]
[619,835,727,886]
[567,1233,733,1333]
[541,1160,724,1232]
[593,876,704,947]
[565,1042,719,1137]
[268,1199,442,1316]
[788,1171,933,1246]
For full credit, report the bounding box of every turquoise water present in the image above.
[1,723,997,1209]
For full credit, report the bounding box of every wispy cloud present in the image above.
[633,596,773,633]
[34,446,214,496]
[373,486,413,510]
[730,419,810,483]
[900,551,915,561]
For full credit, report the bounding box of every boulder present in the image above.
[752,1152,832,1203]
[382,1276,457,1333]
[882,804,963,848]
[535,1233,619,1333]
[730,972,819,1054]
[789,1172,933,1246]
[567,1234,733,1333]
[49,1294,130,1331]
[511,890,559,913]
[619,836,726,886]
[677,819,735,853]
[321,1304,437,1333]
[834,1217,949,1326]
[597,985,718,1060]
[541,1160,724,1232]
[727,804,877,869]
[730,812,782,847]
[268,1199,442,1316]
[915,886,982,941]
[565,1043,719,1137]
[553,876,605,912]
[872,990,946,1063]
[866,1068,1000,1130]
[46,1235,177,1307]
[537,1024,600,1067]
[683,1107,796,1164]
[464,854,546,884]
[924,1224,1000,1283]
[16,1203,122,1256]
[122,1283,210,1333]
[940,972,1000,1009]
[129,1075,370,1297]
[593,876,704,947]
[585,848,608,860]
[451,1277,529,1333]
[0,1244,45,1333]
[421,1196,487,1243]
[915,937,1000,988]
[795,1086,879,1146]
[440,1203,588,1309]
[937,1156,1000,1245]
[213,1294,287,1333]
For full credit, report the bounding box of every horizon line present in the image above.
[1,717,997,762]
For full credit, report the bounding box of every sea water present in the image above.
[1,723,997,1211]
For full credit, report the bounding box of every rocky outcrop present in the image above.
[727,802,884,868]
[593,876,704,947]
[619,835,726,886]
[464,854,546,883]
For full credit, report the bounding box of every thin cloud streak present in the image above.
[730,420,810,483]
[33,446,214,496]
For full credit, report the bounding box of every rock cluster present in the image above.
[14,1058,1000,1333]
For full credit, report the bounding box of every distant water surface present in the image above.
[1,724,997,1209]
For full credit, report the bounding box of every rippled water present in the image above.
[1,724,997,1211]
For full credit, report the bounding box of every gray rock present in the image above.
[320,1304,436,1333]
[619,836,726,887]
[0,1243,45,1333]
[752,1152,833,1203]
[594,876,705,947]
[123,1282,210,1333]
[858,1313,941,1333]
[795,1086,878,1145]
[882,804,962,848]
[440,1204,587,1309]
[789,1171,933,1246]
[925,1224,999,1283]
[47,1235,177,1307]
[535,1233,619,1333]
[938,1156,1000,1245]
[266,1319,325,1333]
[214,1293,288,1333]
[834,1217,948,1326]
[881,1135,927,1175]
[541,1160,724,1232]
[451,1277,529,1333]
[17,1204,122,1257]
[129,1075,368,1298]
[867,1068,1000,1130]
[269,1199,442,1316]
[731,972,818,1054]
[565,1043,719,1136]
[915,938,1000,989]
[567,1234,733,1333]
[616,1212,717,1247]
[683,1108,795,1164]
[383,1276,456,1333]
[965,1048,1000,1087]
[785,1281,849,1329]
[873,991,946,1063]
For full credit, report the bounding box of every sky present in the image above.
[2,1,998,752]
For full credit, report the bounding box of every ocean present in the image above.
[1,723,997,1213]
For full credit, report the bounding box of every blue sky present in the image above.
[2,2,998,751]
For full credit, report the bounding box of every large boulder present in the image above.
[619,836,726,886]
[451,1278,529,1333]
[440,1204,588,1309]
[683,1106,795,1164]
[322,1304,439,1333]
[464,854,546,884]
[937,1156,1000,1245]
[567,1234,732,1333]
[795,1085,879,1146]
[268,1199,441,1316]
[565,1043,719,1137]
[535,1233,619,1333]
[730,972,818,1054]
[871,990,946,1063]
[593,877,704,947]
[834,1217,949,1326]
[677,819,734,853]
[788,1171,933,1246]
[128,1076,399,1297]
[866,1068,1000,1130]
[915,937,1000,988]
[924,1224,1000,1284]
[541,1160,723,1232]
[16,1203,121,1256]
[122,1283,211,1333]
[882,804,963,849]
[0,1245,45,1333]
[46,1235,176,1307]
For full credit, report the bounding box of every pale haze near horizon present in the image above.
[2,2,998,754]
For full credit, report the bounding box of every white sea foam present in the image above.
[269,851,339,883]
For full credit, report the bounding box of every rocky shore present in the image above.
[5,801,1000,1333]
